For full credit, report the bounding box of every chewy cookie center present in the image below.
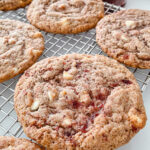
[50,0,86,15]
[26,57,133,139]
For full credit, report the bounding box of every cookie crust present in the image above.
[14,54,146,150]
[0,136,43,149]
[27,0,104,34]
[96,9,150,69]
[0,0,32,11]
[0,19,44,83]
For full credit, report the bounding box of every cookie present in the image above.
[96,9,150,69]
[0,0,32,11]
[27,0,104,34]
[0,136,43,149]
[14,54,146,150]
[0,19,44,83]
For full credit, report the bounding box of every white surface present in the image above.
[118,1,150,150]
[125,0,150,10]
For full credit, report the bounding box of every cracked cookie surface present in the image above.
[0,136,43,150]
[0,0,32,11]
[14,54,146,150]
[96,9,150,68]
[27,0,104,34]
[0,19,44,83]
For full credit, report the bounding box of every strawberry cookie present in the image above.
[0,19,44,83]
[96,9,150,68]
[27,0,104,34]
[14,54,146,150]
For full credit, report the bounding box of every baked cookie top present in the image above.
[0,19,44,83]
[0,136,43,150]
[0,0,32,11]
[14,54,146,150]
[96,9,150,69]
[27,0,104,34]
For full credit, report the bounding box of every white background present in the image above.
[118,0,150,150]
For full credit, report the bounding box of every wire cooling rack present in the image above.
[0,2,150,140]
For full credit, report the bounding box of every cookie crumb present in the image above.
[48,89,58,102]
[62,118,72,127]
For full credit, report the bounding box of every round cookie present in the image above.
[14,54,146,150]
[27,0,104,34]
[0,19,44,83]
[96,9,150,69]
[0,0,32,11]
[0,136,43,149]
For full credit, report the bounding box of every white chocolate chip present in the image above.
[32,50,42,56]
[121,35,129,42]
[128,111,144,128]
[83,57,88,60]
[48,90,57,102]
[13,68,18,73]
[130,114,142,124]
[125,20,136,28]
[9,38,16,45]
[63,71,73,80]
[136,116,142,124]
[82,56,91,63]
[31,101,40,111]
[61,18,69,26]
[62,118,72,127]
[32,32,42,38]
[112,31,121,39]
[26,49,41,56]
[80,91,91,105]
[69,67,77,75]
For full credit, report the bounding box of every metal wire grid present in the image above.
[0,2,150,140]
